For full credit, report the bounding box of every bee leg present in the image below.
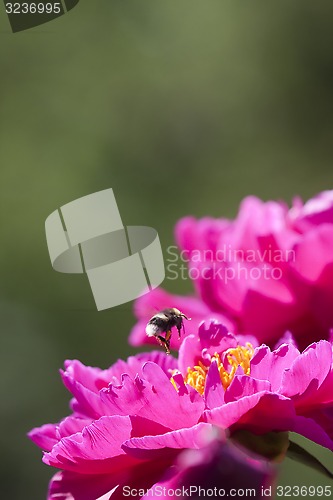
[165,330,172,342]
[164,330,172,354]
[156,335,171,355]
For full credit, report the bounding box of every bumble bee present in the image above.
[145,308,191,354]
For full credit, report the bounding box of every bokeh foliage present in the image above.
[0,1,333,498]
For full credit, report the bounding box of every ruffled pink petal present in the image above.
[43,415,135,474]
[139,363,204,427]
[274,331,297,349]
[62,358,140,394]
[107,353,177,383]
[250,343,300,392]
[29,415,92,452]
[306,369,333,407]
[204,360,225,409]
[56,416,93,440]
[61,368,109,419]
[225,376,272,403]
[28,423,58,451]
[198,320,231,349]
[133,351,178,377]
[61,357,171,419]
[122,422,214,459]
[178,334,205,376]
[101,363,204,430]
[63,359,120,392]
[130,415,172,438]
[178,321,254,374]
[280,340,332,402]
[100,373,151,417]
[203,392,296,433]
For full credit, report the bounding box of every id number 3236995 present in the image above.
[5,3,62,14]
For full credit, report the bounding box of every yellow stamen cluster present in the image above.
[181,343,254,395]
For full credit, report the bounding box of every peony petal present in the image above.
[178,334,201,374]
[139,362,204,428]
[203,392,296,434]
[56,416,93,440]
[198,320,234,351]
[102,362,204,431]
[122,422,214,459]
[63,359,126,392]
[178,321,240,374]
[225,376,271,403]
[43,415,135,474]
[61,369,109,419]
[129,415,172,438]
[307,369,333,407]
[28,423,58,452]
[100,373,152,417]
[250,343,300,392]
[204,360,225,409]
[133,351,178,377]
[280,340,332,401]
[274,331,297,349]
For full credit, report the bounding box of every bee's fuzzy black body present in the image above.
[145,308,191,354]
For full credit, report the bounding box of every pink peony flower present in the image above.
[29,351,208,499]
[130,191,333,350]
[179,321,333,452]
[29,323,333,499]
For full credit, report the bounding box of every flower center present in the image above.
[183,343,254,395]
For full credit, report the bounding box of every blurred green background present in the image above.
[0,1,333,499]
